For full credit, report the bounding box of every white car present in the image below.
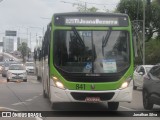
[7,64,27,82]
[133,65,153,90]
[25,62,35,74]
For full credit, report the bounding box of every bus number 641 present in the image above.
[76,84,85,90]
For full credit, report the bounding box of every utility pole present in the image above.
[85,2,87,12]
[143,0,145,65]
[30,32,31,51]
[36,33,38,47]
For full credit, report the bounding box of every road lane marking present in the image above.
[12,102,26,106]
[0,107,18,111]
[25,99,33,102]
[12,94,42,106]
[120,106,136,111]
[33,96,38,99]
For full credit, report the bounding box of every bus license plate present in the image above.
[85,97,100,103]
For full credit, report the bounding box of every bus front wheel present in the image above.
[108,102,119,111]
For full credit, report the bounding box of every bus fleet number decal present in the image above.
[76,84,85,90]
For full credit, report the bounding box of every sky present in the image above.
[0,0,120,51]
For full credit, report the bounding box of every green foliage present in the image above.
[116,0,160,41]
[117,0,143,20]
[74,3,98,12]
[134,38,160,65]
[18,42,30,62]
[145,39,160,64]
[145,0,160,41]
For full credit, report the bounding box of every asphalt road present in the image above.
[0,74,160,120]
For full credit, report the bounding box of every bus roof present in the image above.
[53,12,129,17]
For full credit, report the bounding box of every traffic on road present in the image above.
[0,54,160,118]
[0,0,160,119]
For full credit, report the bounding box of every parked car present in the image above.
[133,65,153,90]
[25,62,35,74]
[6,64,27,82]
[142,65,160,110]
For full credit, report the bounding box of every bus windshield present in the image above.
[54,30,130,73]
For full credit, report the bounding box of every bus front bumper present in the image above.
[50,81,133,103]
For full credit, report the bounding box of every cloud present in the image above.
[0,0,120,50]
[0,0,52,28]
[0,0,120,31]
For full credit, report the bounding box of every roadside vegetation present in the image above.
[116,0,160,65]
[18,42,31,63]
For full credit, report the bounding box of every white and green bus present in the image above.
[37,12,134,110]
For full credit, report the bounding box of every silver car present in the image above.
[133,65,153,89]
[25,62,35,74]
[2,61,21,77]
[7,64,27,82]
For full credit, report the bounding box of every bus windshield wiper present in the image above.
[72,27,85,48]
[102,27,112,56]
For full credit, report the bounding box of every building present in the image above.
[0,42,3,53]
[3,37,14,52]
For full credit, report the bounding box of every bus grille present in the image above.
[62,75,120,82]
[70,92,115,101]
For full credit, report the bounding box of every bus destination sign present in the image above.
[65,17,119,26]
[54,15,128,27]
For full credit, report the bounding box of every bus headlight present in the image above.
[119,77,132,90]
[55,81,64,89]
[51,76,65,90]
[120,82,129,89]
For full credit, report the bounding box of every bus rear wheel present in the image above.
[108,102,119,111]
[43,89,48,98]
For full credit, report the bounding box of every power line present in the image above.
[61,0,117,6]
[74,0,117,6]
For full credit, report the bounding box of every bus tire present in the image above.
[133,81,137,90]
[133,85,137,90]
[108,102,119,111]
[43,89,48,98]
[43,81,48,98]
[37,76,41,81]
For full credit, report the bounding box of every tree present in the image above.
[18,42,30,62]
[117,0,143,20]
[116,0,160,41]
[145,0,160,41]
[74,2,98,12]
